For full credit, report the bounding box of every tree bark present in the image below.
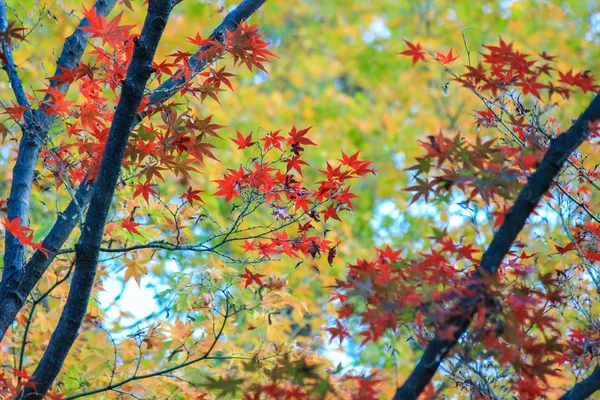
[18,0,177,397]
[560,367,600,400]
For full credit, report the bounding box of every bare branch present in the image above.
[64,298,234,400]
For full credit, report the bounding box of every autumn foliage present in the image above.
[0,1,599,400]
[331,37,600,399]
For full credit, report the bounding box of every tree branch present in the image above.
[394,94,600,400]
[1,0,118,281]
[143,0,267,109]
[18,1,177,397]
[560,367,600,400]
[18,262,74,376]
[0,1,32,112]
[65,298,233,399]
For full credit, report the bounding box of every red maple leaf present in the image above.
[322,203,341,223]
[2,21,28,46]
[297,221,313,233]
[398,39,427,66]
[28,239,50,258]
[239,268,265,288]
[230,130,254,149]
[318,162,352,183]
[434,48,459,64]
[240,239,256,252]
[80,7,135,49]
[133,182,158,203]
[338,150,375,176]
[334,186,359,210]
[213,172,241,203]
[475,110,498,128]
[201,66,236,91]
[351,373,383,400]
[180,186,204,206]
[2,216,33,241]
[584,250,600,262]
[376,245,403,262]
[515,77,545,99]
[326,319,351,344]
[328,290,348,305]
[285,155,308,176]
[186,32,211,47]
[1,101,31,121]
[554,242,576,255]
[286,125,316,154]
[121,217,143,237]
[48,65,87,86]
[404,177,431,205]
[292,194,313,212]
[12,367,33,381]
[151,60,174,84]
[460,63,487,86]
[260,129,285,151]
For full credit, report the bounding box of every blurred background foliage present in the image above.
[1,0,599,397]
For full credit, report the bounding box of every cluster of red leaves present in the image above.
[2,8,356,398]
[235,357,382,400]
[224,20,278,73]
[328,37,600,399]
[404,130,534,208]
[331,239,568,396]
[400,37,598,99]
[566,220,600,263]
[0,368,54,400]
[224,127,374,287]
[2,11,278,197]
[81,6,135,49]
[567,324,600,369]
[0,12,279,247]
[1,215,49,257]
[401,37,600,260]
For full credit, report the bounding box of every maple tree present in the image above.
[0,0,366,398]
[0,0,599,399]
[338,37,599,399]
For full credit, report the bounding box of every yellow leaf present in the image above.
[143,323,165,350]
[262,291,309,316]
[123,253,148,286]
[81,350,109,375]
[165,317,194,341]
